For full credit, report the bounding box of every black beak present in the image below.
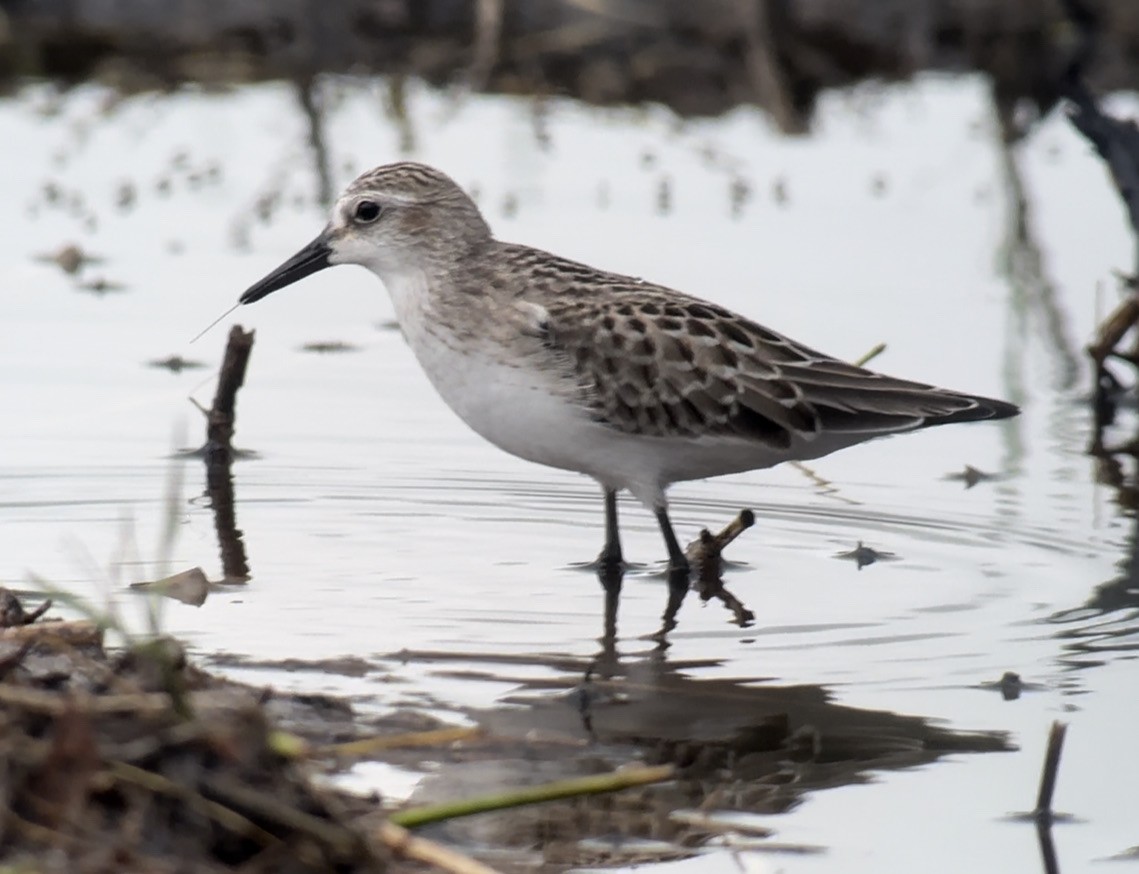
[240,235,333,304]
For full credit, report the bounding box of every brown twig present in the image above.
[376,820,504,874]
[685,510,757,626]
[108,761,280,847]
[1089,294,1139,367]
[201,774,367,860]
[0,684,174,718]
[198,325,254,580]
[205,325,255,460]
[0,619,103,648]
[0,640,33,679]
[319,726,482,760]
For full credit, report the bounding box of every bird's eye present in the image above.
[353,200,381,223]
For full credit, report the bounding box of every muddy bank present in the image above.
[0,603,391,872]
[4,0,1139,128]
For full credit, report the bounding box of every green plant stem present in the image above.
[853,342,887,368]
[389,764,676,829]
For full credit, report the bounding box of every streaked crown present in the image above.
[345,162,463,202]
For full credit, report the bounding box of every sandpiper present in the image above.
[240,162,1017,619]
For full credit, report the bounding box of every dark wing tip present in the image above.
[982,397,1020,420]
[930,394,1019,426]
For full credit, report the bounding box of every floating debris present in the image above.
[148,354,207,373]
[998,670,1022,700]
[254,190,280,222]
[34,242,103,275]
[41,180,63,204]
[772,176,788,206]
[729,176,751,219]
[945,464,997,489]
[655,176,672,215]
[76,276,127,295]
[834,540,898,569]
[501,191,519,218]
[115,180,136,211]
[978,671,1046,701]
[130,566,210,606]
[1106,846,1139,862]
[299,340,361,354]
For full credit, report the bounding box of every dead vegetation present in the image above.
[0,593,391,873]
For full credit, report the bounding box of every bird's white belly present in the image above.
[406,335,817,508]
[385,276,870,508]
[414,340,604,471]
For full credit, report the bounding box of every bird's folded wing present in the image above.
[538,292,1004,445]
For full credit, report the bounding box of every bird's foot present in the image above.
[570,548,634,574]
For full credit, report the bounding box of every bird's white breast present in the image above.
[381,269,604,473]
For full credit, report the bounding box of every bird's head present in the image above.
[240,162,490,304]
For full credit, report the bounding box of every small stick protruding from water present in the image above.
[684,510,757,627]
[190,301,242,345]
[684,509,754,573]
[1035,720,1068,821]
[708,508,754,552]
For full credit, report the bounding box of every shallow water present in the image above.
[2,75,1137,871]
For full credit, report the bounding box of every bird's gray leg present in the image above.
[596,489,624,642]
[655,505,689,573]
[597,489,624,568]
[656,505,691,631]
